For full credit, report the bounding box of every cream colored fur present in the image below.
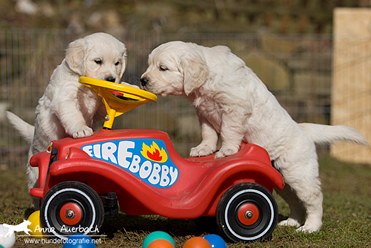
[140,41,369,233]
[7,32,127,208]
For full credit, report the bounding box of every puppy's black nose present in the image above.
[105,77,116,82]
[140,77,149,87]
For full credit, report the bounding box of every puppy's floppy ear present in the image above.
[181,53,209,95]
[65,38,86,75]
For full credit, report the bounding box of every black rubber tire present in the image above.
[40,181,104,239]
[216,183,278,242]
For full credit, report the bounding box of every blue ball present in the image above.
[63,234,96,248]
[142,231,175,248]
[203,234,227,248]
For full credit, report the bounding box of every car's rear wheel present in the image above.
[216,183,278,242]
[40,181,104,239]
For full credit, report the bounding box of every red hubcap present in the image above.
[238,203,259,225]
[59,203,82,225]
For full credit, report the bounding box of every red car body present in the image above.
[31,129,283,220]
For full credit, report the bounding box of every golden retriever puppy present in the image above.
[140,41,369,233]
[7,32,127,208]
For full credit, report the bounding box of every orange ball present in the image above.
[148,239,175,248]
[183,237,212,248]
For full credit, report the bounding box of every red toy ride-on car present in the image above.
[29,77,284,243]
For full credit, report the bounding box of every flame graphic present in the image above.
[141,141,168,163]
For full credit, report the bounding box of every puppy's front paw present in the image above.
[72,126,93,138]
[190,144,215,157]
[215,146,239,159]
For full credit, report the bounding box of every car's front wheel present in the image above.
[40,181,104,239]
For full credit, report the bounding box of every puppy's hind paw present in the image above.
[296,225,319,233]
[72,126,93,138]
[278,218,301,228]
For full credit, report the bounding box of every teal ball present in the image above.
[142,231,175,248]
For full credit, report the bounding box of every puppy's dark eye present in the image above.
[95,59,102,65]
[115,61,120,66]
[160,65,168,71]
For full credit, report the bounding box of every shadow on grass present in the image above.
[100,213,219,239]
[278,213,288,223]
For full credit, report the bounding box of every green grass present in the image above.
[0,155,370,247]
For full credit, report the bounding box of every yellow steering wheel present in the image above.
[79,77,157,129]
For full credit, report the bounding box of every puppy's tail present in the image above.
[6,111,34,144]
[299,123,369,146]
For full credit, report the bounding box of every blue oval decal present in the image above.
[81,139,179,188]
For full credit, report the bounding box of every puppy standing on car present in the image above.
[140,41,369,233]
[7,32,127,208]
